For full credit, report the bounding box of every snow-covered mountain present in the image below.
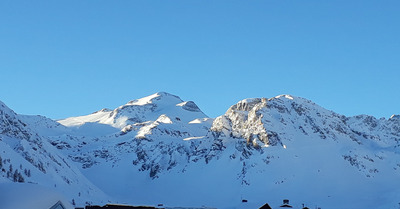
[58,92,209,128]
[1,92,400,209]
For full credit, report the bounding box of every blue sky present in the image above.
[1,1,399,119]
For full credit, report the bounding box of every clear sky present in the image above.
[1,1,399,119]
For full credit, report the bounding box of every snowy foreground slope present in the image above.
[0,101,108,208]
[1,92,400,209]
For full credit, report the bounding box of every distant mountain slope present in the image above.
[1,93,400,209]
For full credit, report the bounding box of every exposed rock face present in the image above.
[211,95,400,148]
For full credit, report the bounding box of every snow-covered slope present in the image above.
[0,183,74,209]
[19,114,72,136]
[0,101,108,206]
[1,93,400,209]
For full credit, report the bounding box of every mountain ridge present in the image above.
[1,92,400,209]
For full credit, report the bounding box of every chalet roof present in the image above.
[259,203,272,209]
[49,201,65,209]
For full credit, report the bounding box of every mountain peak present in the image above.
[274,94,295,100]
[126,92,182,106]
[156,91,179,97]
[270,94,314,104]
[58,92,207,129]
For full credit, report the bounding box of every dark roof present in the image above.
[259,203,272,209]
[85,204,159,209]
[50,201,66,209]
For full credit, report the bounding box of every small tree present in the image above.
[17,172,24,182]
[13,169,19,182]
